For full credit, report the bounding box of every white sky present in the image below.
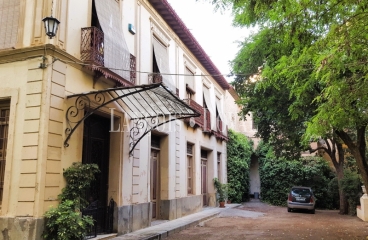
[167,0,253,82]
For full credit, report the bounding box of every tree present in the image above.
[202,0,368,213]
[232,27,348,213]
[233,28,312,159]
[310,137,347,213]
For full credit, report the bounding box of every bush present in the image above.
[43,200,94,240]
[340,169,361,215]
[227,130,253,203]
[42,163,100,240]
[257,142,338,209]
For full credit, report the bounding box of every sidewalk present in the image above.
[112,203,241,240]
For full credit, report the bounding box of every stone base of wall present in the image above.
[207,193,217,207]
[117,202,151,235]
[0,217,44,240]
[160,195,202,220]
[116,195,204,235]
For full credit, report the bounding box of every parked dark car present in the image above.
[287,186,316,214]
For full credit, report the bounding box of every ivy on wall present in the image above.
[227,129,253,203]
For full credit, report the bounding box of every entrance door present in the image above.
[82,114,110,235]
[201,159,207,206]
[150,149,159,219]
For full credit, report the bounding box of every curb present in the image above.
[142,213,220,240]
[114,204,240,240]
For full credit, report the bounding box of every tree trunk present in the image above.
[336,128,368,194]
[336,165,348,214]
[310,137,348,213]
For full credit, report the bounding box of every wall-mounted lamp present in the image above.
[42,16,60,39]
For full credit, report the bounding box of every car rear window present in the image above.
[291,188,311,195]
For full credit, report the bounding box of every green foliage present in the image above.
[206,0,368,196]
[43,163,100,240]
[258,143,338,209]
[213,178,228,202]
[43,200,94,240]
[227,130,253,203]
[60,163,100,209]
[340,169,362,215]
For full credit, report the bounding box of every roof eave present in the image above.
[148,0,230,90]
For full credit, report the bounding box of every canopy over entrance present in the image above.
[64,83,200,155]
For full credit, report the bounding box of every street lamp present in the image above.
[42,16,60,39]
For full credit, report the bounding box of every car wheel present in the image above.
[310,209,315,214]
[287,207,291,212]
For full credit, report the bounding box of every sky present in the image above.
[166,0,254,82]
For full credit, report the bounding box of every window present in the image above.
[202,85,215,131]
[152,38,175,90]
[151,135,160,149]
[93,0,131,80]
[251,113,258,130]
[201,149,208,159]
[0,102,9,202]
[185,67,195,99]
[187,143,194,195]
[215,96,225,132]
[217,152,221,179]
[0,0,20,49]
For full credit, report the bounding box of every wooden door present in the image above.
[201,159,207,206]
[150,149,160,219]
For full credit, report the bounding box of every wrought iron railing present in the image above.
[183,99,211,132]
[0,160,5,201]
[214,118,228,141]
[148,73,179,96]
[130,54,136,84]
[83,198,115,238]
[148,73,163,84]
[81,27,104,66]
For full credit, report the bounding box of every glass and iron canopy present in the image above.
[64,83,200,155]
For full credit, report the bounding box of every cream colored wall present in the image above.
[224,91,260,148]
[134,0,228,205]
[1,0,229,216]
[0,56,61,217]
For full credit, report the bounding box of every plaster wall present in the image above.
[0,0,230,237]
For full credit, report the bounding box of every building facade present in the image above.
[0,0,230,238]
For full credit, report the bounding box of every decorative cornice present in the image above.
[150,18,171,47]
[0,44,80,66]
[183,55,196,73]
[215,87,222,99]
[202,77,211,89]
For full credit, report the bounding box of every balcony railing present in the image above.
[148,73,179,96]
[81,27,104,66]
[183,101,227,140]
[214,118,228,141]
[184,99,210,132]
[130,54,136,84]
[148,73,163,84]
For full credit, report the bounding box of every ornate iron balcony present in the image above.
[130,54,136,84]
[148,73,163,84]
[81,27,104,66]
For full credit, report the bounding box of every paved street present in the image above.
[165,199,368,240]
